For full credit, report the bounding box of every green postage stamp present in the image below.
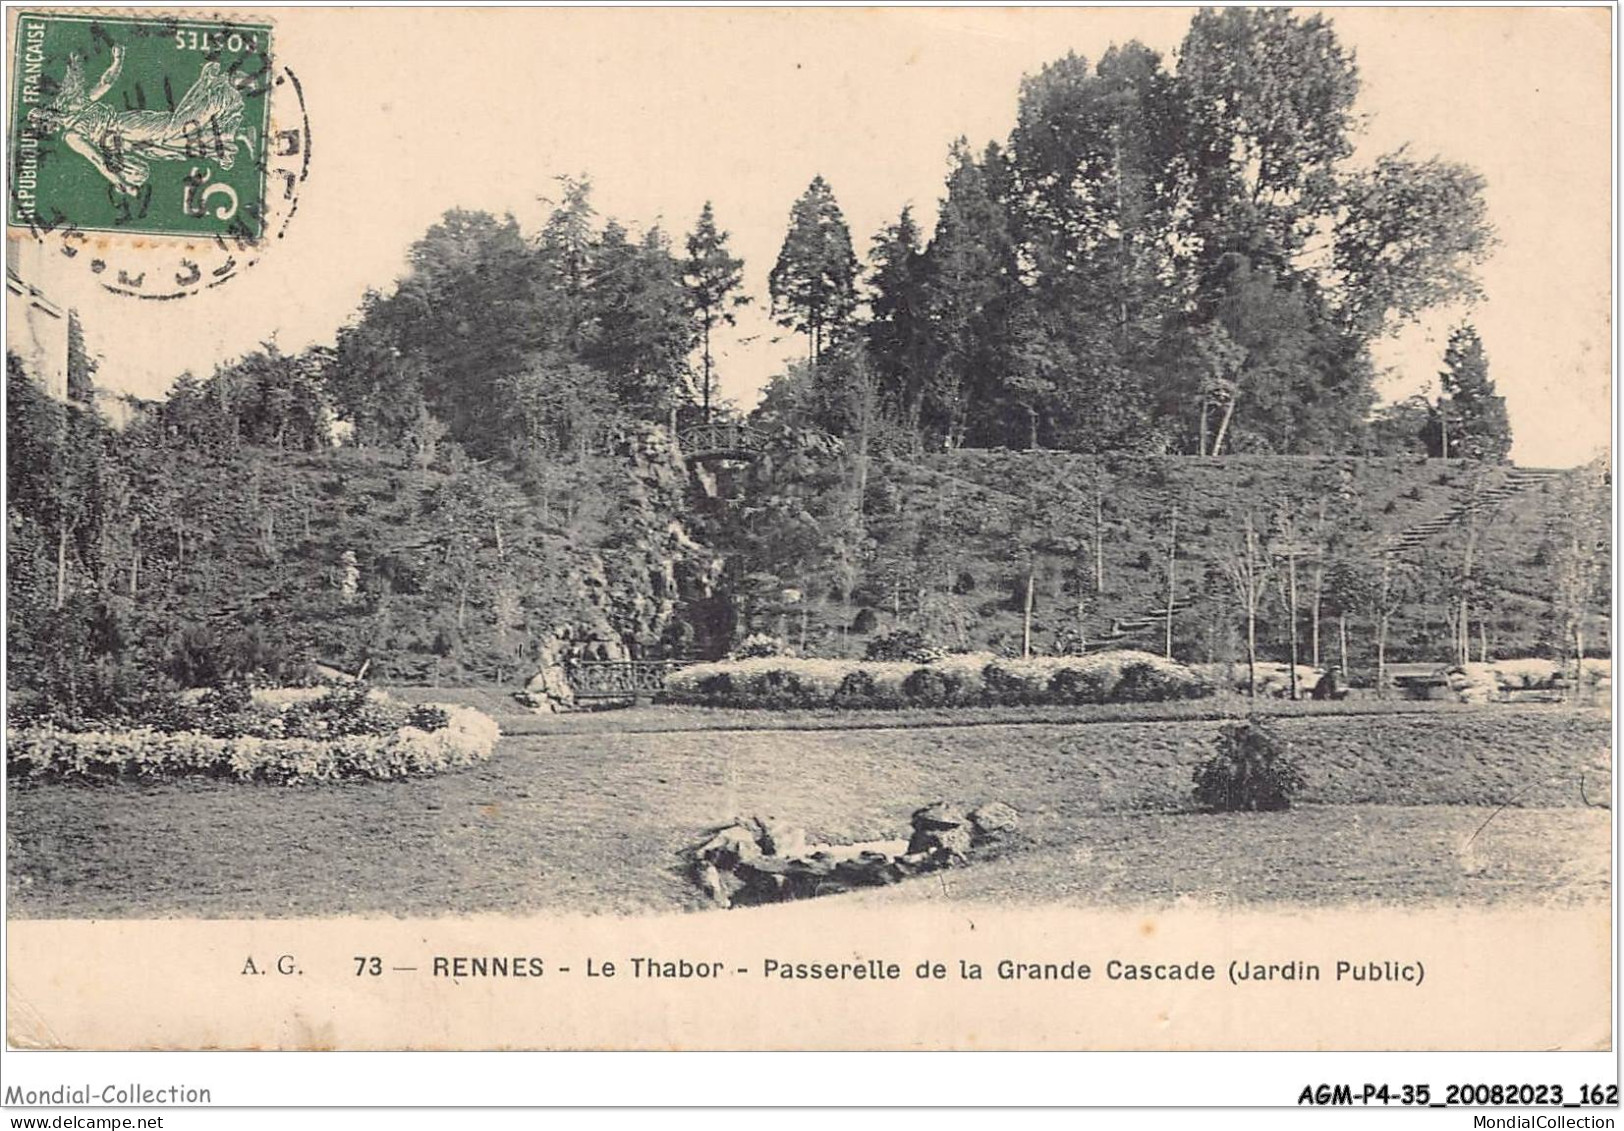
[9,10,275,239]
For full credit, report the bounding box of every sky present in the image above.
[9,6,1613,467]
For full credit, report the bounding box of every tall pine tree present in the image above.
[66,311,96,404]
[921,141,1024,448]
[683,202,750,420]
[1436,324,1511,461]
[865,206,932,440]
[769,176,859,366]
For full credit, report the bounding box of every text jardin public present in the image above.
[421,955,1423,985]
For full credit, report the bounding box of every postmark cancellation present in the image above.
[7,9,308,298]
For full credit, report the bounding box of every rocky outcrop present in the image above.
[514,625,629,713]
[690,802,1020,909]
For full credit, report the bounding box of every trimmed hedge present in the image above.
[662,650,1213,710]
[7,703,501,784]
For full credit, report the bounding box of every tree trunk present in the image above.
[1076,546,1090,655]
[1458,502,1479,666]
[1377,557,1393,698]
[1211,397,1236,456]
[1022,568,1035,659]
[1164,504,1178,660]
[1574,624,1586,704]
[1244,514,1258,697]
[1377,613,1390,700]
[1198,396,1209,456]
[1286,550,1300,700]
[98,521,113,591]
[701,320,713,422]
[1338,612,1349,680]
[1093,487,1104,594]
[55,518,68,610]
[1245,602,1257,698]
[1310,564,1323,669]
[1113,127,1131,355]
[855,395,871,517]
[1461,591,1474,663]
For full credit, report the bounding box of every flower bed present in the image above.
[7,690,501,784]
[662,650,1212,709]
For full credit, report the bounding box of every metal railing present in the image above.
[678,420,764,460]
[566,660,689,700]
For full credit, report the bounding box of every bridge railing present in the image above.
[678,420,764,460]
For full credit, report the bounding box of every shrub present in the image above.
[1192,718,1305,812]
[832,669,880,709]
[406,704,452,732]
[733,633,787,660]
[866,629,941,664]
[1115,659,1209,703]
[694,671,738,706]
[850,608,878,634]
[111,688,199,735]
[193,682,257,734]
[751,668,819,708]
[279,700,320,738]
[162,624,314,690]
[902,666,968,707]
[1049,665,1111,705]
[164,624,224,690]
[982,662,1040,706]
[302,684,411,737]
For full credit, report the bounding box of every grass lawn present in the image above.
[6,707,1610,918]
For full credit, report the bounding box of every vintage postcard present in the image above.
[2,5,1613,1063]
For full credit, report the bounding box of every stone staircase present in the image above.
[1101,467,1571,643]
[1098,594,1201,642]
[1383,466,1566,556]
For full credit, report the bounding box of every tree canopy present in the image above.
[684,202,751,419]
[1436,324,1511,461]
[769,176,859,367]
[756,9,1494,458]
